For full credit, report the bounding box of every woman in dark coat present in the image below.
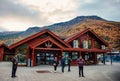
[11,55,18,78]
[53,57,59,72]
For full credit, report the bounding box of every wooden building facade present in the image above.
[0,44,10,61]
[0,28,108,66]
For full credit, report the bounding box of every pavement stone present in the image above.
[0,62,120,81]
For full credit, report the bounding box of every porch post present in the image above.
[0,48,4,61]
[59,50,62,59]
[31,48,35,66]
[94,52,97,64]
[59,50,63,65]
[15,49,17,55]
[79,51,81,57]
[103,53,106,65]
[27,49,30,67]
[69,51,72,58]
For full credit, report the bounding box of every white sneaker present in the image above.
[54,71,56,73]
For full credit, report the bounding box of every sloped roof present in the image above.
[30,36,65,49]
[0,44,9,49]
[9,29,71,49]
[65,28,108,46]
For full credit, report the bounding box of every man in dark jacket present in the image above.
[61,56,66,73]
[76,56,85,77]
[11,54,18,78]
[68,56,72,72]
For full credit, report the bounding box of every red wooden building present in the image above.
[0,44,9,61]
[64,28,108,65]
[0,28,109,66]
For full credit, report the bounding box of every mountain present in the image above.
[0,15,120,50]
[43,15,106,36]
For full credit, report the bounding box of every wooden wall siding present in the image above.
[0,47,4,61]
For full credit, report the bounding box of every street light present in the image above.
[110,48,114,65]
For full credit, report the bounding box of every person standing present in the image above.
[76,56,85,77]
[68,56,72,72]
[11,54,18,78]
[53,57,59,72]
[61,56,66,73]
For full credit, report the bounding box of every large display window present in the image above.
[37,52,54,65]
[16,44,28,65]
[72,52,78,60]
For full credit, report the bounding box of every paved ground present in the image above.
[0,62,120,81]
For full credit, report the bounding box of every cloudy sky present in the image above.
[0,0,120,31]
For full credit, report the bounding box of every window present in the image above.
[85,54,89,60]
[83,39,92,49]
[72,52,78,60]
[17,44,27,65]
[73,40,79,48]
[88,40,92,49]
[94,41,100,48]
[18,53,26,65]
[83,40,88,48]
[101,45,105,49]
[62,52,69,58]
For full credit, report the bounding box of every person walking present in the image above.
[76,56,85,77]
[53,57,59,73]
[68,56,72,72]
[11,54,18,78]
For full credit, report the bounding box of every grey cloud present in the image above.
[78,0,120,21]
[0,0,52,28]
[0,0,43,23]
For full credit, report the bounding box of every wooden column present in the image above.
[79,51,81,57]
[103,53,106,65]
[59,50,62,60]
[59,50,63,65]
[34,51,36,66]
[15,49,18,55]
[68,51,73,64]
[0,48,4,61]
[69,51,72,58]
[31,48,35,66]
[27,49,31,67]
[92,39,95,49]
[94,52,97,64]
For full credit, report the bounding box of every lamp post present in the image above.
[110,48,114,65]
[110,49,112,65]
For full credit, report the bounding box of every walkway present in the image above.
[0,62,120,81]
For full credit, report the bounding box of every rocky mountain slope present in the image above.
[0,15,120,50]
